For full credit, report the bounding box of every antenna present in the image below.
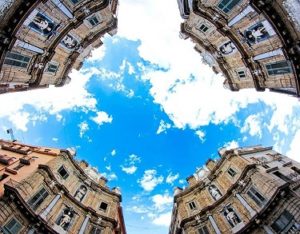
[6,128,16,142]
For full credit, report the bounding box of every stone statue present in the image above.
[224,207,240,227]
[209,185,222,200]
[59,211,72,229]
[74,186,87,201]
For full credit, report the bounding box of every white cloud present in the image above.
[0,69,98,132]
[121,165,137,174]
[121,154,141,174]
[195,130,205,143]
[102,172,118,181]
[223,140,239,150]
[152,193,173,210]
[91,111,113,126]
[287,130,300,162]
[156,120,171,134]
[8,112,30,132]
[111,149,116,156]
[78,121,89,138]
[52,137,58,142]
[129,154,141,164]
[166,172,179,184]
[138,170,164,192]
[87,45,106,62]
[241,114,262,138]
[152,212,172,227]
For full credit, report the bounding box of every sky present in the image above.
[0,0,300,233]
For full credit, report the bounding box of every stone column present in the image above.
[263,225,274,234]
[208,215,221,234]
[40,192,63,219]
[235,193,256,217]
[78,214,91,234]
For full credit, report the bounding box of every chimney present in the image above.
[206,159,216,172]
[99,176,108,187]
[186,175,197,186]
[174,187,183,196]
[79,160,88,170]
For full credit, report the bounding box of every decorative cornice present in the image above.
[249,0,300,97]
[38,164,119,228]
[178,164,257,228]
[192,0,265,91]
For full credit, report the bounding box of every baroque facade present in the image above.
[177,0,300,97]
[0,139,126,234]
[0,0,118,94]
[169,145,300,234]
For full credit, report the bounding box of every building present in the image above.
[0,0,118,94]
[0,139,126,234]
[169,145,300,234]
[177,0,300,97]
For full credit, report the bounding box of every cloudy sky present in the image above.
[0,0,300,233]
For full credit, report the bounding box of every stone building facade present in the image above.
[0,0,118,94]
[177,0,300,97]
[0,139,126,234]
[169,145,300,234]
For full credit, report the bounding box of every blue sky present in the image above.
[0,1,300,233]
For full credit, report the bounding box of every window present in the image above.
[28,187,49,210]
[198,24,209,33]
[70,0,82,4]
[274,171,290,182]
[3,218,22,234]
[0,173,9,181]
[198,225,210,234]
[188,201,197,210]
[266,61,292,76]
[13,163,25,171]
[88,16,100,27]
[58,166,69,179]
[291,167,300,175]
[218,0,242,13]
[99,202,108,211]
[4,51,31,68]
[90,226,102,234]
[271,210,294,232]
[247,186,265,207]
[227,168,237,177]
[237,70,246,79]
[46,63,59,74]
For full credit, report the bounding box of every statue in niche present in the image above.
[57,208,74,230]
[208,184,222,200]
[74,185,87,202]
[224,207,241,228]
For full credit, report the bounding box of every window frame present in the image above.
[87,15,101,27]
[58,165,69,180]
[227,167,237,177]
[69,0,83,4]
[45,62,59,75]
[28,187,49,210]
[271,210,294,233]
[246,186,266,207]
[198,225,210,234]
[217,0,242,14]
[99,202,108,212]
[265,60,292,76]
[3,218,22,234]
[188,200,197,211]
[4,51,31,69]
[236,69,246,79]
[198,23,209,33]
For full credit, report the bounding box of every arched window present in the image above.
[74,185,87,202]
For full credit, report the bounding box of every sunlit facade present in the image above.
[0,0,118,94]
